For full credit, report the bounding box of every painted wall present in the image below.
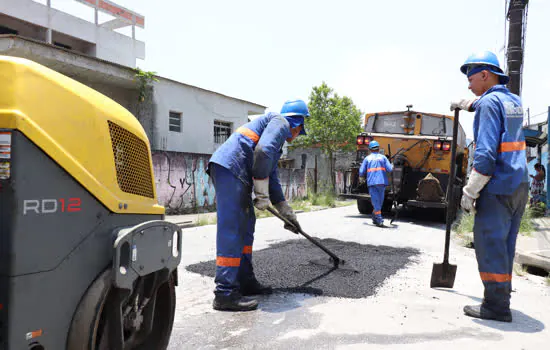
[279,168,307,200]
[152,151,216,214]
[287,146,356,193]
[152,151,306,214]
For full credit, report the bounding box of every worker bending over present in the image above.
[358,140,393,227]
[207,99,309,311]
[451,51,528,322]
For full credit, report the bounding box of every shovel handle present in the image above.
[266,206,341,264]
[443,108,460,263]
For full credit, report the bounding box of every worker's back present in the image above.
[361,153,392,186]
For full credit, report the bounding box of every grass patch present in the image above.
[290,197,311,212]
[455,212,475,235]
[454,204,534,236]
[530,202,546,218]
[254,208,274,219]
[253,191,351,218]
[335,199,355,207]
[519,207,534,235]
[197,214,217,226]
[513,263,528,277]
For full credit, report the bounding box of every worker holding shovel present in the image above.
[207,99,309,312]
[451,51,529,322]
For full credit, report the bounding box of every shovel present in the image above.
[265,206,359,273]
[387,144,401,225]
[430,108,460,288]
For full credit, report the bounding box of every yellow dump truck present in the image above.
[342,107,469,220]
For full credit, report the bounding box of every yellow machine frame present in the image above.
[358,111,469,176]
[0,55,164,214]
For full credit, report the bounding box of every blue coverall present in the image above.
[359,152,393,225]
[471,85,529,314]
[207,112,293,297]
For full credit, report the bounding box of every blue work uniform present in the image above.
[470,85,529,314]
[207,112,292,297]
[359,152,393,224]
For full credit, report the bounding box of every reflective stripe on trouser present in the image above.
[209,163,256,296]
[473,182,528,313]
[369,185,385,224]
[237,211,256,286]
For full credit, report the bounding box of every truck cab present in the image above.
[342,108,469,220]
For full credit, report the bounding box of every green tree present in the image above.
[291,82,362,190]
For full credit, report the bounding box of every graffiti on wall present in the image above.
[335,171,345,194]
[152,151,216,214]
[279,168,307,200]
[153,152,308,214]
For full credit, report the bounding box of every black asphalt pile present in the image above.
[186,238,420,299]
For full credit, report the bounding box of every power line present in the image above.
[530,110,548,119]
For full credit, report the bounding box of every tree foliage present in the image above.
[290,82,362,191]
[134,67,159,102]
[291,82,362,154]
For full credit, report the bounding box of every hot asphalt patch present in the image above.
[186,238,420,299]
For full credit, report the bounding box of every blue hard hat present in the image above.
[369,140,379,150]
[460,51,510,84]
[281,99,310,135]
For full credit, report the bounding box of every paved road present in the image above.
[167,205,549,350]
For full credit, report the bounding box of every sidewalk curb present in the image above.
[169,203,353,229]
[515,250,550,273]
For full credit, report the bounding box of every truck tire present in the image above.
[357,199,373,215]
[382,200,393,214]
[67,268,176,350]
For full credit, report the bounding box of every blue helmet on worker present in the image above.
[368,140,380,150]
[281,99,309,135]
[460,51,510,85]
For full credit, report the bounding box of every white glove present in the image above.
[274,201,301,234]
[460,194,476,214]
[450,99,475,112]
[461,169,491,213]
[253,178,270,210]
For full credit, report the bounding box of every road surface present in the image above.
[167,205,549,350]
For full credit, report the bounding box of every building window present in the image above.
[169,111,182,132]
[54,41,72,50]
[0,25,18,35]
[214,120,232,144]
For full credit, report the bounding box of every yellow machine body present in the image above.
[0,55,163,214]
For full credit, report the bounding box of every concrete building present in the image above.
[286,146,356,195]
[0,0,267,213]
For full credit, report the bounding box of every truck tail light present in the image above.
[434,141,442,150]
[442,142,451,151]
[356,136,365,145]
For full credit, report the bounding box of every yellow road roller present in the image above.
[0,56,182,349]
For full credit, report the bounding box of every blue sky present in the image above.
[44,0,550,138]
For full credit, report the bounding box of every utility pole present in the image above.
[506,0,529,97]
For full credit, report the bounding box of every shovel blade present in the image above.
[308,257,360,273]
[430,262,457,288]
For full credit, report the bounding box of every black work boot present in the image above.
[240,279,273,296]
[463,304,512,322]
[213,293,259,312]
